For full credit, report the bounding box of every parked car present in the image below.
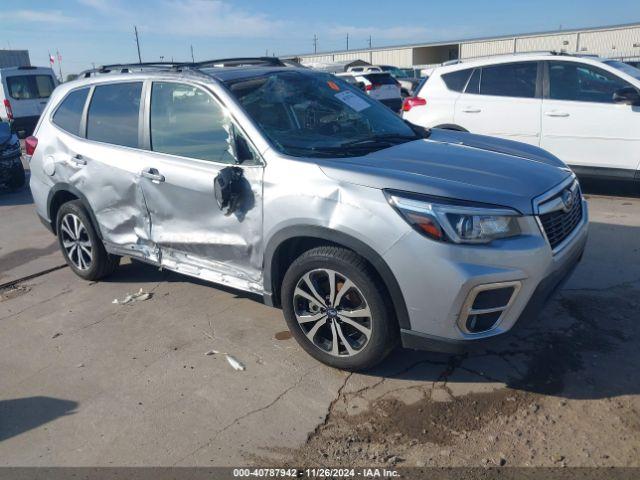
[377,65,421,97]
[340,72,403,112]
[346,65,382,74]
[0,120,24,189]
[402,52,640,182]
[29,58,587,370]
[0,66,58,137]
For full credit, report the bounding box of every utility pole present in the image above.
[55,49,63,82]
[190,44,195,63]
[134,25,142,64]
[368,35,372,48]
[313,34,318,53]
[346,33,349,51]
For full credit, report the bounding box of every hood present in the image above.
[0,122,11,145]
[317,129,572,215]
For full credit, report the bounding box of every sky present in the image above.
[2,0,639,76]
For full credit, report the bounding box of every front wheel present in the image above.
[56,200,119,281]
[281,246,398,371]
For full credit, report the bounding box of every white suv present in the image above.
[402,53,640,182]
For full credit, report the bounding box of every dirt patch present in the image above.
[274,330,292,340]
[0,284,31,302]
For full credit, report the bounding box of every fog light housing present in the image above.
[458,281,522,334]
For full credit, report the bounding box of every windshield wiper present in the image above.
[339,133,419,149]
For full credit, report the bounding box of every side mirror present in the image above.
[234,133,255,164]
[613,87,640,106]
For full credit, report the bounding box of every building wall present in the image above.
[291,24,640,67]
[578,26,640,58]
[0,50,31,68]
[460,39,515,59]
[515,33,579,53]
[371,48,413,67]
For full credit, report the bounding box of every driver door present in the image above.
[138,80,264,292]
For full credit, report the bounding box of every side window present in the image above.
[52,88,89,136]
[548,62,633,103]
[480,62,538,98]
[441,69,472,92]
[465,68,481,94]
[150,82,236,163]
[87,82,142,148]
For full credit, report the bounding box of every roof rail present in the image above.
[79,57,286,78]
[79,62,189,78]
[192,57,286,68]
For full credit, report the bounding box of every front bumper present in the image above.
[383,200,589,352]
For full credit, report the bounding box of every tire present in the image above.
[281,246,398,371]
[56,200,119,281]
[7,163,25,190]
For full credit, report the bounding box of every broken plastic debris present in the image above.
[112,288,152,305]
[226,355,246,371]
[204,349,245,371]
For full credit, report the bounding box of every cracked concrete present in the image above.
[0,190,639,467]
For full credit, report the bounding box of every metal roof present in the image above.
[284,21,640,58]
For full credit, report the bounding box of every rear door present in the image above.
[540,60,640,174]
[453,61,542,146]
[62,81,155,256]
[2,69,56,119]
[138,80,264,292]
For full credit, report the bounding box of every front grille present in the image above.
[539,190,583,250]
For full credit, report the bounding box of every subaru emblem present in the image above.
[561,189,575,213]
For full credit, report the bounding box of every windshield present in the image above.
[226,70,420,158]
[381,66,409,78]
[603,60,640,80]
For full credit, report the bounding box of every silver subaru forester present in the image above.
[28,58,588,370]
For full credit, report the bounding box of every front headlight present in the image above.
[385,190,521,244]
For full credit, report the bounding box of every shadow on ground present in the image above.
[0,396,78,442]
[0,183,33,207]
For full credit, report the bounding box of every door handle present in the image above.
[545,111,570,117]
[461,107,481,113]
[141,167,165,183]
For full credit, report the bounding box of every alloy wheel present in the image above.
[60,213,93,271]
[293,268,372,357]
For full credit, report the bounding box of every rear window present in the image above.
[87,82,142,148]
[363,73,397,85]
[441,69,472,92]
[52,88,89,136]
[6,75,55,100]
[479,62,538,98]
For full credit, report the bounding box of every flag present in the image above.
[48,52,55,65]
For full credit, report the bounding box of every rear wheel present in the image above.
[281,246,398,371]
[56,200,119,280]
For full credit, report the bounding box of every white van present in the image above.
[0,66,58,136]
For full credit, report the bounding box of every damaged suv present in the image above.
[29,58,588,370]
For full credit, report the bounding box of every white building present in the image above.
[286,22,640,69]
